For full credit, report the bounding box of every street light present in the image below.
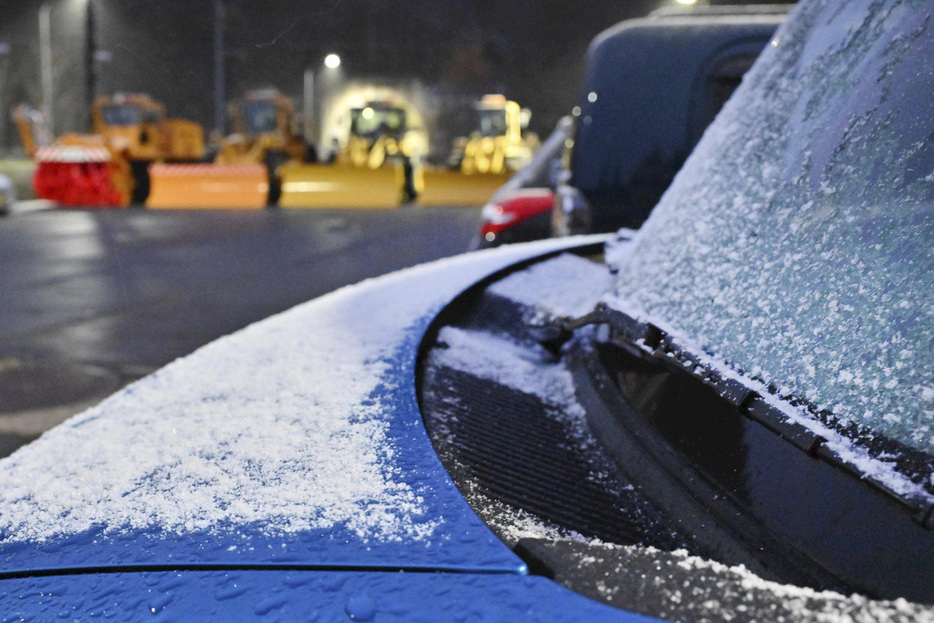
[304,54,343,147]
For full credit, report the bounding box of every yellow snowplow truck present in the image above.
[214,90,308,164]
[148,89,307,209]
[16,94,205,207]
[457,95,539,175]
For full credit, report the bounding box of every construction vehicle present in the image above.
[457,95,539,175]
[92,94,204,163]
[214,90,308,165]
[15,94,205,207]
[279,98,424,209]
[343,102,411,169]
[14,104,131,207]
[148,89,307,208]
[92,93,205,203]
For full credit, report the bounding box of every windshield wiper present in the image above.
[529,301,934,528]
[527,301,934,603]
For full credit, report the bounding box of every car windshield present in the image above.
[608,0,934,455]
[242,100,278,134]
[100,104,141,126]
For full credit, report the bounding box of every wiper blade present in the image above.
[531,302,934,529]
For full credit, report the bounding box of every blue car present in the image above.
[1,0,932,620]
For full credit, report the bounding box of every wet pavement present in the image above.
[0,206,482,456]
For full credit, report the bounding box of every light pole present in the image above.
[86,0,96,125]
[39,4,55,135]
[303,54,342,153]
[0,42,9,148]
[214,0,226,136]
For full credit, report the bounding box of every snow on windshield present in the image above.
[607,0,934,456]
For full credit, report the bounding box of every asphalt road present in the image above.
[0,206,483,457]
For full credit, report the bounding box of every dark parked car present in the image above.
[0,0,931,620]
[552,5,789,236]
[479,6,790,248]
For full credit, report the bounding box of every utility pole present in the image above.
[0,43,9,149]
[303,68,315,145]
[39,4,55,135]
[214,0,226,136]
[86,0,96,128]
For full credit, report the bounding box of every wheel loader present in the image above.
[404,95,532,207]
[457,95,539,175]
[15,94,205,207]
[343,102,411,169]
[148,89,308,209]
[278,99,422,209]
[93,93,205,203]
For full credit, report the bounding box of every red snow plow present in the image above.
[33,143,131,208]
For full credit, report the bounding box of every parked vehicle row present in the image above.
[14,89,533,211]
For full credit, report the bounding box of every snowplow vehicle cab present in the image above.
[92,93,205,164]
[214,89,309,167]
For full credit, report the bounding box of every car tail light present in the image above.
[480,189,555,237]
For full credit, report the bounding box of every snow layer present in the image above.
[488,252,615,319]
[608,0,934,455]
[0,237,604,545]
[423,326,612,548]
[430,327,584,422]
[573,542,934,623]
[424,255,933,618]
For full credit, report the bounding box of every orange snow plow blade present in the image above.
[416,169,509,207]
[146,164,268,209]
[279,164,404,209]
